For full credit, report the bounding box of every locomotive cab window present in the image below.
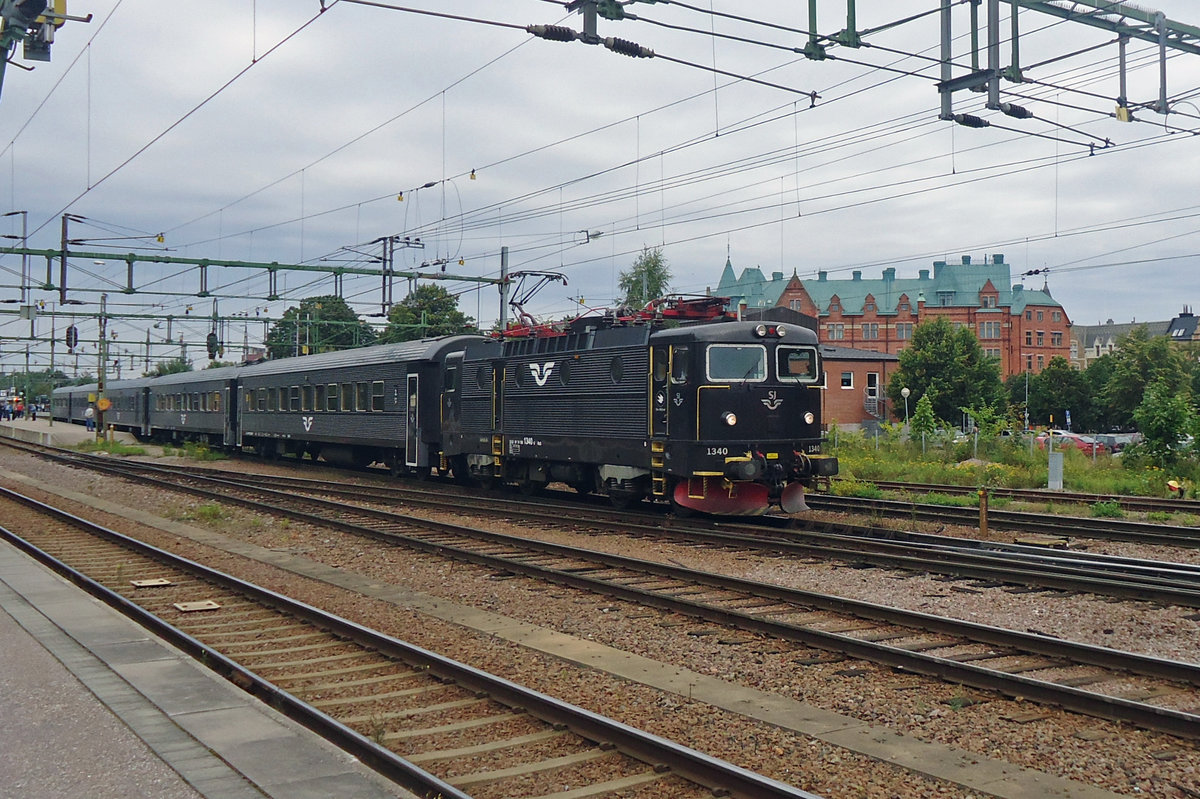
[706,344,767,382]
[670,346,689,384]
[777,346,819,383]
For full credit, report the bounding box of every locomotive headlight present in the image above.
[804,412,815,424]
[722,411,738,426]
[754,324,767,337]
[776,325,787,338]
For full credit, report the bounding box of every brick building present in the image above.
[716,253,1071,378]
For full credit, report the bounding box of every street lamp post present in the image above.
[901,386,910,426]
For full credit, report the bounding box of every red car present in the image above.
[1035,430,1108,454]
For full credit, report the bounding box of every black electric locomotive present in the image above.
[445,299,836,515]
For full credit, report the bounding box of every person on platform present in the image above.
[84,404,95,431]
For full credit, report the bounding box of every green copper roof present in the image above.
[716,254,1063,317]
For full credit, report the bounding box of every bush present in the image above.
[1090,500,1124,518]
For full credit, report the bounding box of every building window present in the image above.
[789,299,804,311]
[1026,355,1033,371]
[1051,332,1063,347]
[861,323,879,339]
[985,348,1001,359]
[1026,310,1032,320]
[840,372,853,389]
[1037,331,1044,346]
[827,323,845,340]
[896,323,913,340]
[1052,310,1062,322]
[1025,331,1033,346]
[981,295,997,308]
[1037,355,1044,370]
[979,321,1001,339]
[864,301,875,311]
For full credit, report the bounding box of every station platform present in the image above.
[0,518,417,798]
[0,415,139,449]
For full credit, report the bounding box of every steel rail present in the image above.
[861,479,1200,516]
[806,494,1200,548]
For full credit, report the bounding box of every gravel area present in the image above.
[3,446,1200,798]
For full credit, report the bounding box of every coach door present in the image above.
[405,373,420,467]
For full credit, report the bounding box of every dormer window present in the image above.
[980,295,997,308]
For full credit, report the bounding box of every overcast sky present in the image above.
[2,0,1199,372]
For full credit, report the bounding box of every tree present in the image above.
[1082,353,1120,431]
[378,284,476,344]
[146,357,192,378]
[1103,326,1192,427]
[618,246,671,309]
[265,295,377,359]
[1133,379,1196,467]
[1025,356,1093,430]
[910,393,937,437]
[886,317,1004,426]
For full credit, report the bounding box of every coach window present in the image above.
[212,392,221,412]
[341,383,354,413]
[255,388,266,412]
[371,381,384,411]
[302,385,313,412]
[670,346,689,384]
[706,344,766,382]
[327,383,339,411]
[201,393,209,412]
[244,391,254,411]
[193,393,201,410]
[289,386,300,412]
[176,393,183,410]
[356,382,369,411]
[315,384,325,411]
[778,347,818,383]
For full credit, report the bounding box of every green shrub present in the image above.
[1090,501,1124,518]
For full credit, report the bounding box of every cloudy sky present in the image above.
[2,0,1199,371]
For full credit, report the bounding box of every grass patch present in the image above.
[74,439,147,457]
[1090,500,1124,518]
[920,492,978,508]
[176,503,229,523]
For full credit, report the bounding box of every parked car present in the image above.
[1094,432,1140,453]
[1035,429,1108,454]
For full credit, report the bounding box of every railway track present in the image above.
[0,485,818,799]
[858,479,1200,517]
[6,436,1200,606]
[80,455,1200,608]
[16,447,1200,742]
[806,493,1200,548]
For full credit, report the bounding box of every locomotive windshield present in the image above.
[777,346,820,383]
[706,344,767,382]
